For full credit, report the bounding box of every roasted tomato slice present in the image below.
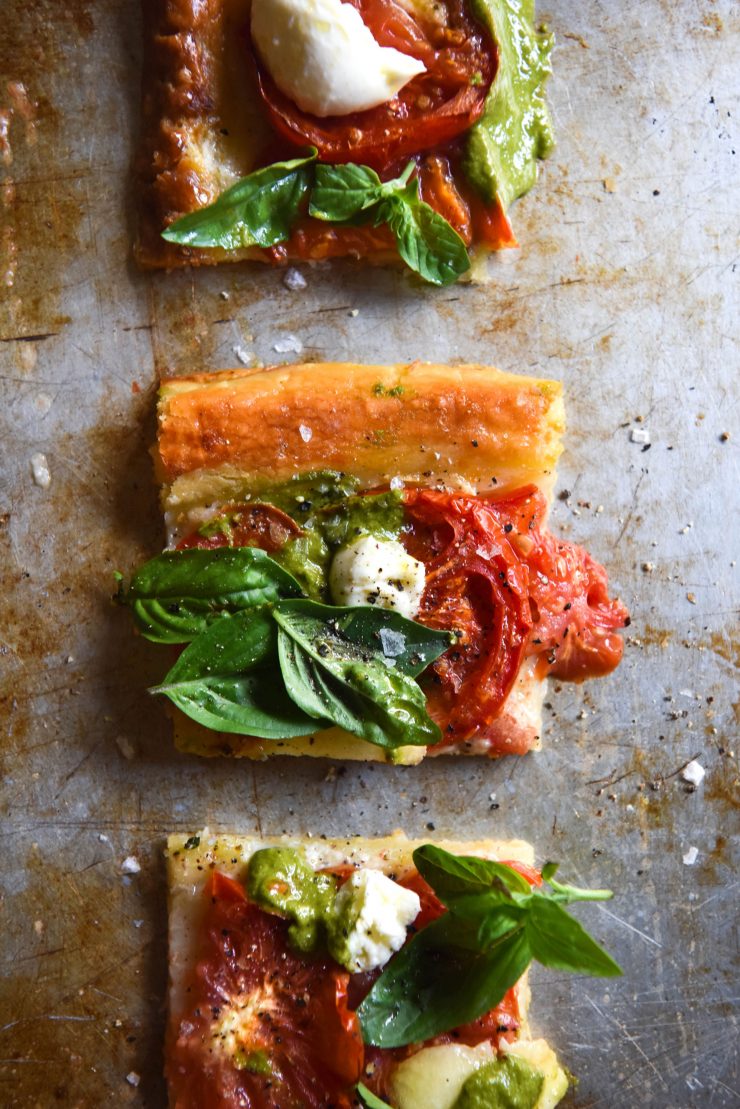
[253,0,495,172]
[167,873,363,1108]
[484,487,629,681]
[403,488,533,746]
[177,502,304,553]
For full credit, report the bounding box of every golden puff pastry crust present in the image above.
[157,361,564,531]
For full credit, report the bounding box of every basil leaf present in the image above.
[126,548,302,643]
[274,600,443,750]
[413,845,533,903]
[381,191,471,287]
[162,150,317,249]
[278,601,449,677]
[525,896,623,977]
[309,162,382,221]
[356,1084,393,1109]
[310,160,416,222]
[358,915,531,1047]
[152,610,317,738]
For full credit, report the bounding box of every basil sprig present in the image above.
[122,549,450,750]
[358,846,622,1048]
[309,160,470,286]
[124,547,302,643]
[161,154,470,285]
[162,150,318,250]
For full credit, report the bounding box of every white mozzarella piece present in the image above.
[251,0,425,118]
[328,868,420,973]
[329,535,426,619]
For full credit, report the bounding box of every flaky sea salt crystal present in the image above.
[681,760,705,787]
[30,452,51,488]
[283,268,307,291]
[273,334,303,354]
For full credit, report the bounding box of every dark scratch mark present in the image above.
[0,332,58,343]
[121,323,153,333]
[615,468,647,546]
[53,741,102,800]
[250,763,263,838]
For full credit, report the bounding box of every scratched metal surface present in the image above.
[1,0,738,1106]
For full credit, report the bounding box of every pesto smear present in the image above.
[201,471,406,600]
[246,846,337,953]
[463,0,554,211]
[453,1055,545,1109]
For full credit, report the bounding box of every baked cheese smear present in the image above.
[179,472,629,756]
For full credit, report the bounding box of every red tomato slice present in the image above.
[403,488,533,746]
[419,154,473,244]
[167,873,363,1109]
[484,487,629,681]
[252,0,495,172]
[177,503,304,553]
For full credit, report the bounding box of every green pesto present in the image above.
[271,479,406,601]
[235,1049,273,1075]
[246,847,337,953]
[453,1056,545,1109]
[463,0,554,211]
[196,471,406,600]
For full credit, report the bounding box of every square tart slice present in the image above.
[165,829,569,1108]
[135,0,554,271]
[154,361,627,763]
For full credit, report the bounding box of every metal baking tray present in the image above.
[1,0,737,1105]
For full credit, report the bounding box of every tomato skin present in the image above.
[177,503,304,553]
[167,873,363,1109]
[252,0,494,173]
[484,487,629,681]
[419,154,473,244]
[403,488,533,746]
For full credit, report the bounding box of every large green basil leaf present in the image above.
[151,610,318,737]
[161,150,317,250]
[274,600,444,751]
[126,548,302,643]
[525,895,622,977]
[358,915,532,1047]
[275,599,450,677]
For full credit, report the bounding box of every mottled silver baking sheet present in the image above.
[0,0,738,1105]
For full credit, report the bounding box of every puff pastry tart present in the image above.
[121,361,628,763]
[136,0,554,282]
[165,830,620,1107]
